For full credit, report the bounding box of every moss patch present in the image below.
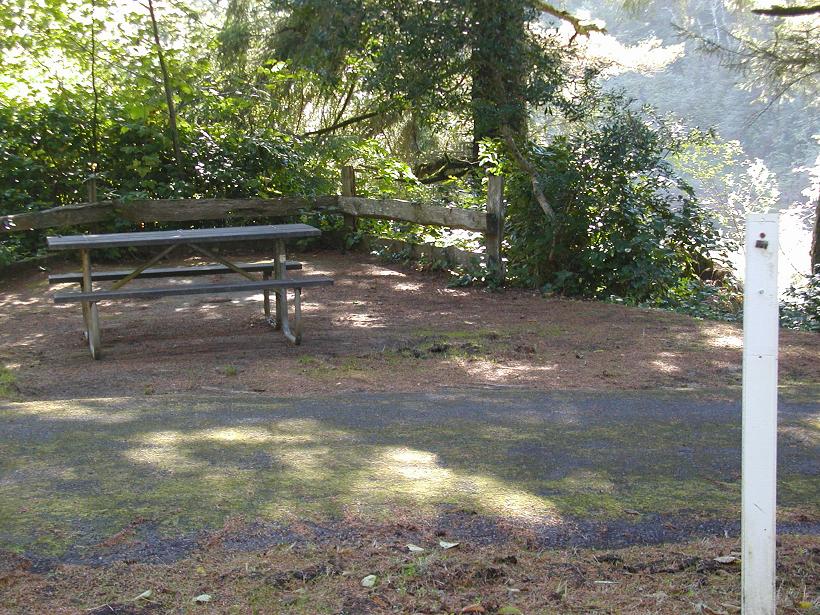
[0,366,20,399]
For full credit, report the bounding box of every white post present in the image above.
[742,213,779,615]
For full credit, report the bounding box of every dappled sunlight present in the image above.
[781,421,819,447]
[1,296,40,307]
[270,418,353,444]
[393,281,424,292]
[277,446,332,481]
[384,448,451,481]
[138,430,184,446]
[0,292,46,310]
[707,334,743,350]
[436,287,471,297]
[3,398,140,424]
[122,445,206,474]
[5,332,47,349]
[124,430,202,471]
[196,426,274,443]
[453,358,557,383]
[339,312,385,328]
[129,420,353,450]
[650,352,681,374]
[358,446,560,521]
[357,264,406,278]
[696,323,744,350]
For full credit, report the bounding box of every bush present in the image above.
[502,98,733,306]
[780,269,820,332]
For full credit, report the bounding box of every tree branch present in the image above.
[414,157,476,184]
[500,126,556,221]
[147,0,183,169]
[529,1,606,37]
[752,4,820,17]
[302,108,387,137]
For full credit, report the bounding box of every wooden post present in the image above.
[273,239,286,331]
[485,174,505,284]
[81,249,102,359]
[341,166,357,235]
[742,213,779,615]
[86,175,97,204]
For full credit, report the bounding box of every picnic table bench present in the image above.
[47,224,334,359]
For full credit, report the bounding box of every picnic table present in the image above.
[47,224,334,359]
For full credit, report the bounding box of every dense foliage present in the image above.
[498,98,724,303]
[0,0,816,328]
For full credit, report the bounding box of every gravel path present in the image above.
[0,388,817,568]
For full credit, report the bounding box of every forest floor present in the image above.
[0,249,818,613]
[1,250,817,399]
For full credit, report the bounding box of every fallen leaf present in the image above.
[372,595,389,608]
[461,604,485,613]
[193,593,211,604]
[132,590,153,601]
[439,541,460,549]
[624,509,640,515]
[714,556,738,564]
[407,543,425,553]
[361,574,377,588]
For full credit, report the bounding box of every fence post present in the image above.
[742,213,779,615]
[86,176,97,204]
[341,166,357,235]
[485,174,505,284]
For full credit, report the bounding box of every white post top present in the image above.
[743,215,779,357]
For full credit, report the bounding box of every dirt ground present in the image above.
[0,249,817,400]
[0,523,817,614]
[0,249,818,614]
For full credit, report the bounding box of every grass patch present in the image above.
[0,366,19,399]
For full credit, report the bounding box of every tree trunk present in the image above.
[470,0,528,157]
[811,193,819,273]
[90,0,98,175]
[147,0,183,170]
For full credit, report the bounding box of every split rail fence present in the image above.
[1,167,507,282]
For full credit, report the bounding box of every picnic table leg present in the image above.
[273,239,302,345]
[80,249,102,360]
[277,287,302,345]
[273,240,287,331]
[263,270,272,322]
[292,288,303,344]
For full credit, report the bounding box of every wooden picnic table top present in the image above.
[46,223,321,251]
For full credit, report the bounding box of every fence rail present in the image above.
[0,168,506,281]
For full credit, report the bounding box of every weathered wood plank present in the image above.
[1,197,340,234]
[49,261,302,284]
[53,276,334,303]
[115,196,340,223]
[47,224,321,250]
[338,196,488,232]
[4,195,489,234]
[1,202,115,232]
